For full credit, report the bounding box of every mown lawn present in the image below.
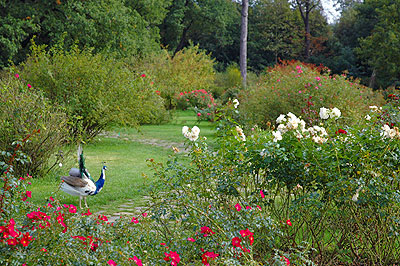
[113,109,217,143]
[29,110,216,214]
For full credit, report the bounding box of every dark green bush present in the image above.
[21,43,169,141]
[0,73,68,177]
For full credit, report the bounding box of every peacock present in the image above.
[60,145,107,209]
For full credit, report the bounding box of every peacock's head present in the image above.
[102,165,107,171]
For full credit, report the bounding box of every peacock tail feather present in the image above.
[78,145,95,183]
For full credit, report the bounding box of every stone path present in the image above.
[97,198,151,223]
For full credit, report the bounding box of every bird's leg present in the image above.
[84,197,88,208]
[79,196,83,209]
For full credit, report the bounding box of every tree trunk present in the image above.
[369,69,377,89]
[304,11,310,58]
[240,0,249,87]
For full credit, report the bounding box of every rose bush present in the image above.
[2,101,400,265]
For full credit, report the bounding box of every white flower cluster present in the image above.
[273,112,329,144]
[182,126,200,141]
[319,107,341,120]
[381,124,400,139]
[369,105,382,112]
[235,126,246,141]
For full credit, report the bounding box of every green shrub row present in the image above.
[21,43,169,141]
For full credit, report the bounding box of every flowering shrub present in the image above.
[21,43,168,141]
[0,73,68,177]
[176,89,217,121]
[2,102,400,265]
[240,60,385,128]
[129,45,216,110]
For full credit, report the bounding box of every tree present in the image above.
[249,0,303,71]
[356,0,400,88]
[0,0,170,68]
[291,0,321,59]
[160,0,240,64]
[240,0,249,86]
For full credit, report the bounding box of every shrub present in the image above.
[129,45,216,110]
[213,64,242,99]
[21,43,169,141]
[176,89,217,121]
[239,60,385,128]
[3,102,400,265]
[0,73,68,177]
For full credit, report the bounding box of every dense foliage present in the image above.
[130,45,216,110]
[2,102,400,265]
[21,43,168,141]
[2,0,399,88]
[0,0,169,67]
[0,73,68,177]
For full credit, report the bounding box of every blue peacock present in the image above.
[61,145,107,208]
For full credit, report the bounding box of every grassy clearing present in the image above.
[113,110,216,144]
[29,110,216,214]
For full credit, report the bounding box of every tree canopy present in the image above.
[1,0,399,88]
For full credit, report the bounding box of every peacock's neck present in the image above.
[93,169,106,195]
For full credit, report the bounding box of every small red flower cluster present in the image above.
[201,251,219,266]
[81,209,92,216]
[200,226,215,237]
[0,218,33,247]
[27,211,51,229]
[128,256,143,266]
[164,251,181,265]
[178,89,216,106]
[72,235,102,251]
[335,129,347,135]
[21,190,32,201]
[56,212,68,233]
[232,228,254,254]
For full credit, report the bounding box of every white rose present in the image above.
[330,107,341,119]
[365,114,371,121]
[277,124,287,134]
[299,120,306,132]
[188,133,199,141]
[192,126,200,136]
[182,126,189,135]
[319,107,329,119]
[276,114,286,124]
[272,130,282,142]
[369,106,379,112]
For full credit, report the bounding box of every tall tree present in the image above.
[160,0,239,64]
[249,0,303,70]
[0,0,170,68]
[356,0,400,88]
[240,0,249,86]
[292,0,321,59]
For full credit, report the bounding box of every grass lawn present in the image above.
[113,109,217,144]
[29,110,216,214]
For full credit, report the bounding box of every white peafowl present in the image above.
[60,145,107,209]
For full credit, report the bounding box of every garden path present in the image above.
[101,131,188,153]
[96,131,187,222]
